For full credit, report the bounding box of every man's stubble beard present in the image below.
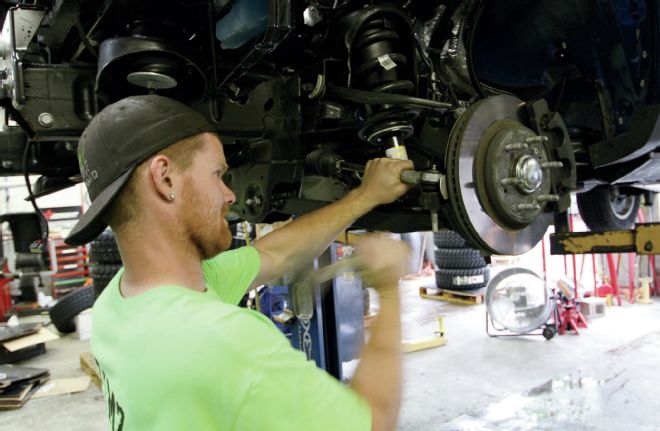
[182,181,232,260]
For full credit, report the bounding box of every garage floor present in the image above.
[2,275,660,431]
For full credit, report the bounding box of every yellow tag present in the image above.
[386,146,408,160]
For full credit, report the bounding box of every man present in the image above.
[65,95,413,431]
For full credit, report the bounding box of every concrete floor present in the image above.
[1,316,107,431]
[398,276,660,431]
[2,276,660,430]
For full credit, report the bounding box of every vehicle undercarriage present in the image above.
[1,0,659,254]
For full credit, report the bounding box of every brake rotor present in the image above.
[446,95,554,255]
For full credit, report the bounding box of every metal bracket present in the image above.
[550,222,660,255]
[0,5,46,106]
[402,316,447,352]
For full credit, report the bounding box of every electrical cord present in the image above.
[22,139,49,247]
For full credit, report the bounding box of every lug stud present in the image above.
[505,142,529,151]
[516,203,541,211]
[541,161,563,170]
[500,178,521,186]
[525,136,549,144]
[536,194,560,203]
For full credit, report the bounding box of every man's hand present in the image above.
[355,158,415,208]
[356,235,410,293]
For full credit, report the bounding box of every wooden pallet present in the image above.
[419,286,484,305]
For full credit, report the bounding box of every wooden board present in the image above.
[419,286,484,305]
[33,376,91,398]
[1,328,58,352]
[79,352,101,388]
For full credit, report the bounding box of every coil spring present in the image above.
[352,16,417,144]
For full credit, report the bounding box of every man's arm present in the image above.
[250,158,413,288]
[352,286,401,431]
[349,236,406,431]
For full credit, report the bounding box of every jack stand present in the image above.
[402,316,447,353]
[558,301,588,335]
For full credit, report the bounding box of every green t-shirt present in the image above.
[91,246,371,431]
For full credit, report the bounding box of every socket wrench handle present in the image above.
[400,169,422,185]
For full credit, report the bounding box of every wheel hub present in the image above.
[516,155,543,194]
[478,121,554,229]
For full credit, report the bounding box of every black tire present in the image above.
[435,267,490,291]
[91,264,122,297]
[577,187,640,231]
[435,248,487,269]
[49,286,96,334]
[433,230,469,249]
[89,230,122,264]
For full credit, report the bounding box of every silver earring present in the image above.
[168,192,176,201]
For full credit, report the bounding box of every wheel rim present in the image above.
[609,191,636,221]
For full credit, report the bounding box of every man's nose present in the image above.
[222,182,236,205]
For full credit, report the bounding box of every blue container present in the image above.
[215,0,268,49]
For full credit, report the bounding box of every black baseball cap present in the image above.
[65,95,217,245]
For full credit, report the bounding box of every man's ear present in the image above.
[148,155,175,201]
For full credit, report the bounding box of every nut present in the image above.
[38,112,54,128]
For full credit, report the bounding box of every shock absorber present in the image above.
[340,4,418,160]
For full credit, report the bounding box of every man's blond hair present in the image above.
[103,135,207,230]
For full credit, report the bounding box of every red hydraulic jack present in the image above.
[541,218,589,336]
[556,214,588,335]
[557,296,589,335]
[555,275,589,335]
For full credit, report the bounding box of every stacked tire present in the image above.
[434,230,490,291]
[49,286,96,333]
[48,230,122,333]
[89,230,122,297]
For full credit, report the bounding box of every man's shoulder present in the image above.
[202,246,259,270]
[94,281,279,338]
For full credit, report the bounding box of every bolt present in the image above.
[536,194,560,203]
[38,112,54,128]
[1,160,12,168]
[640,79,646,88]
[500,177,521,186]
[516,203,541,211]
[303,5,323,27]
[245,196,262,207]
[644,241,653,252]
[505,142,529,151]
[642,50,648,59]
[618,117,624,126]
[541,161,563,170]
[525,136,549,144]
